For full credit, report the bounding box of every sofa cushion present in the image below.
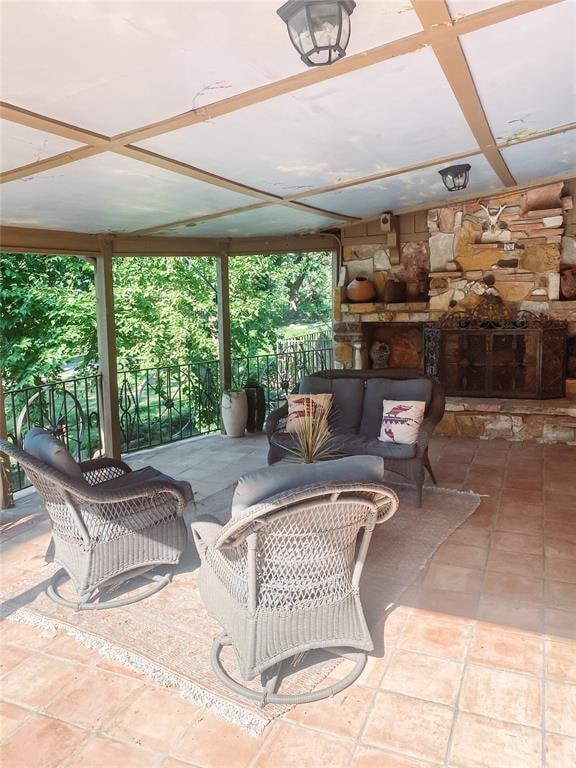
[299,376,364,433]
[231,455,384,517]
[102,466,194,504]
[379,400,426,445]
[360,378,433,438]
[23,427,86,483]
[332,434,418,460]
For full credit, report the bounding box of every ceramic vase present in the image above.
[346,276,376,303]
[221,390,248,437]
[244,385,266,432]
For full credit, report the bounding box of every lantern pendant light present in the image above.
[277,1,356,67]
[439,164,472,192]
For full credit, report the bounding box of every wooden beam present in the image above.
[0,226,101,255]
[115,146,356,223]
[454,0,565,36]
[216,249,232,398]
[0,145,104,184]
[0,226,335,257]
[0,370,14,509]
[0,102,111,147]
[128,204,270,236]
[411,0,516,187]
[109,32,428,147]
[116,145,281,203]
[94,239,121,458]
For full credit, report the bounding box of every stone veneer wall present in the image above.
[334,180,576,379]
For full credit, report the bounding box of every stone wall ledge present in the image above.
[342,301,429,313]
[445,396,576,417]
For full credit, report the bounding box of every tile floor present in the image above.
[0,434,575,768]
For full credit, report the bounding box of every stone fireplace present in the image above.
[333,180,576,442]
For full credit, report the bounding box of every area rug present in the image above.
[0,482,480,734]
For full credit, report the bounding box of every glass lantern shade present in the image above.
[439,164,472,192]
[277,1,356,67]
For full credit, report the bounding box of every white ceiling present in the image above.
[1,0,575,240]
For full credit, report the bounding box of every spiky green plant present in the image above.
[284,400,333,464]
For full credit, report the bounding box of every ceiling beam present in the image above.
[453,0,565,35]
[411,0,516,187]
[0,145,104,184]
[0,225,335,257]
[0,102,111,147]
[107,33,428,148]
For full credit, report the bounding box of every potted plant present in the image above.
[221,388,248,437]
[243,376,266,433]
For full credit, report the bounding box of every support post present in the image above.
[216,249,232,392]
[0,370,14,508]
[95,239,122,458]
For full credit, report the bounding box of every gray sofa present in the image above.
[266,369,445,507]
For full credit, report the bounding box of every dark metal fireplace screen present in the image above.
[424,294,567,399]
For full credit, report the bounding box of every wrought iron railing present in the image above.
[117,359,221,453]
[119,341,333,452]
[3,374,102,491]
[3,336,334,493]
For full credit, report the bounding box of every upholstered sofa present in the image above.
[266,369,445,507]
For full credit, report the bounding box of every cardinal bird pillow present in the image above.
[378,400,426,445]
[286,394,333,433]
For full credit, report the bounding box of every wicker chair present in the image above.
[0,435,191,610]
[191,481,398,705]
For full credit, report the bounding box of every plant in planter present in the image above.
[243,376,266,433]
[221,389,248,437]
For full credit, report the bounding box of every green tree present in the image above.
[1,250,332,388]
[1,253,97,387]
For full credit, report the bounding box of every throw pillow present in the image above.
[23,426,86,482]
[378,400,425,445]
[285,393,332,434]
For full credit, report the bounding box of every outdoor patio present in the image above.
[1,433,575,768]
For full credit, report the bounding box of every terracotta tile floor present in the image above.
[1,434,575,768]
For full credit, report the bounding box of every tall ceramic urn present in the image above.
[221,390,248,437]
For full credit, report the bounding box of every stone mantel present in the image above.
[339,302,443,324]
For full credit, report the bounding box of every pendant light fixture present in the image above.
[439,164,472,192]
[277,1,356,67]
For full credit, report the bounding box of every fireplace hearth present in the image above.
[424,295,567,399]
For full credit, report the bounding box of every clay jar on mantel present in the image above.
[346,276,376,303]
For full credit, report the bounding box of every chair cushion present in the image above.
[359,378,433,438]
[102,466,194,504]
[299,376,364,433]
[23,427,86,483]
[231,455,385,517]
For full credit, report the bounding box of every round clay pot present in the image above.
[221,390,248,437]
[346,276,375,303]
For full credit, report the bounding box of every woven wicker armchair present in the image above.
[0,435,191,610]
[191,481,398,705]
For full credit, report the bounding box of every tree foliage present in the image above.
[1,251,332,388]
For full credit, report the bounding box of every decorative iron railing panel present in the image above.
[117,359,221,453]
[3,338,334,494]
[3,374,102,491]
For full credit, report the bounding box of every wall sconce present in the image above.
[277,0,356,67]
[439,164,471,192]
